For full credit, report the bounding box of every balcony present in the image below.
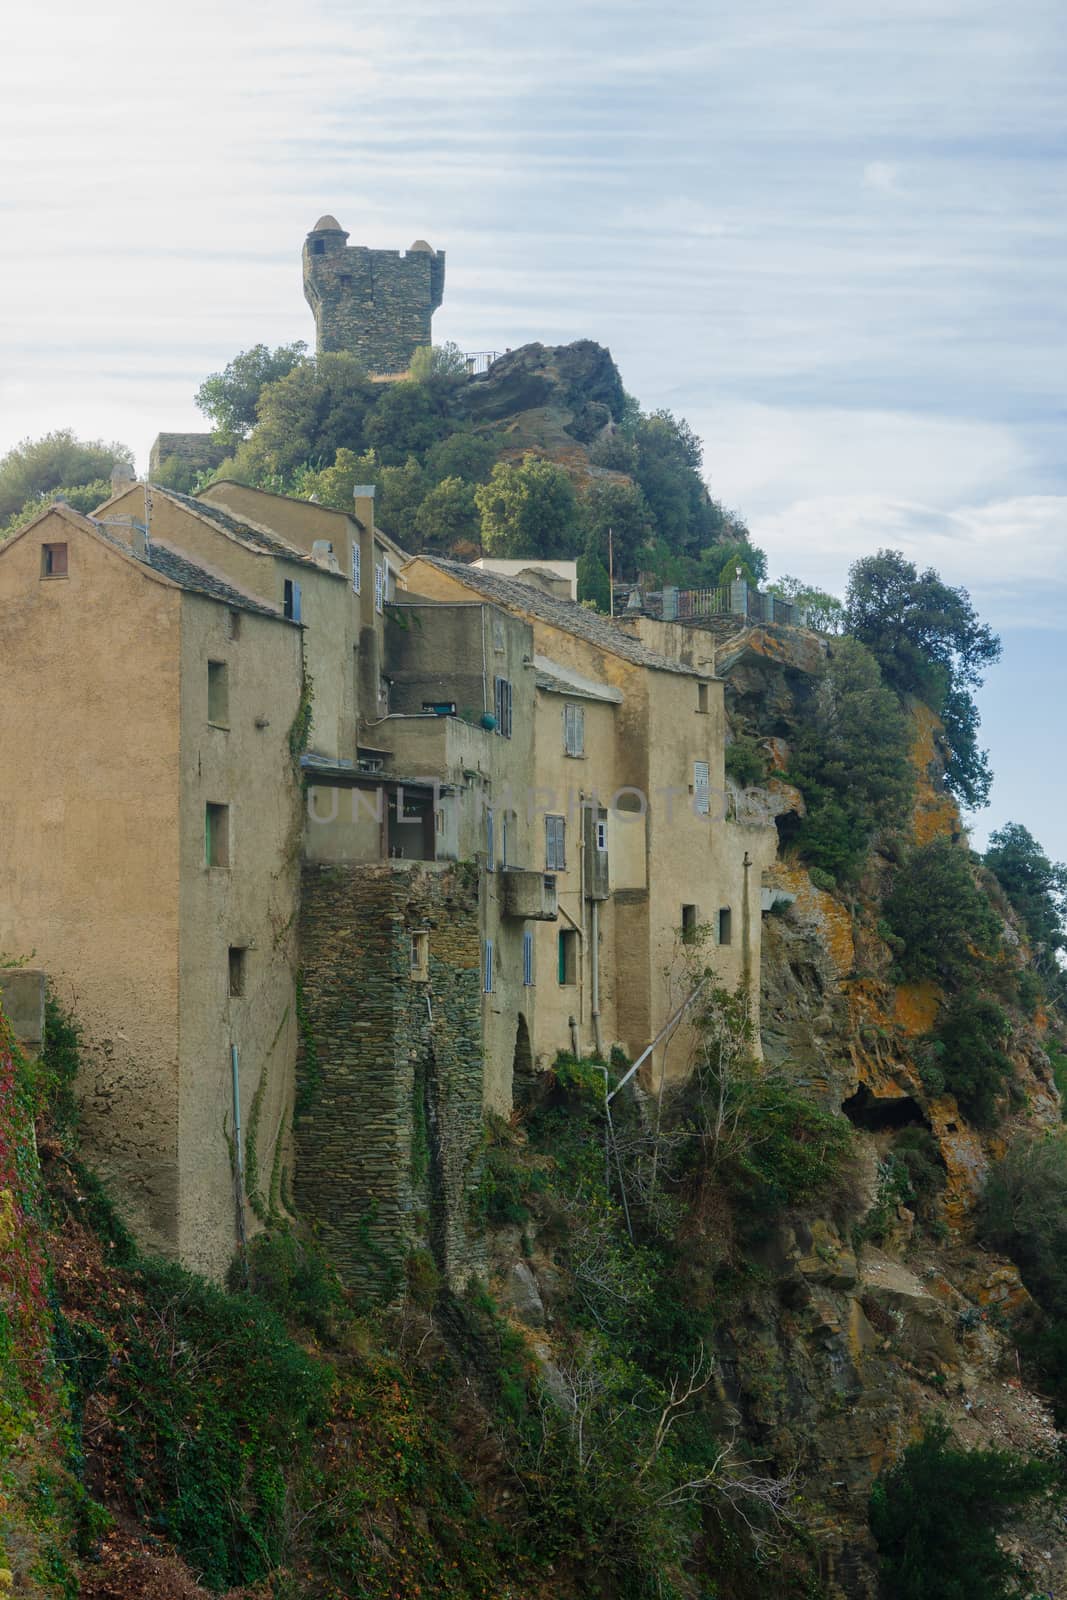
[500,869,558,921]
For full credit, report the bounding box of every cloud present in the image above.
[862,161,902,193]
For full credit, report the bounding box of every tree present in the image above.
[844,550,1000,807]
[413,476,480,553]
[423,430,500,486]
[195,342,307,443]
[632,411,708,552]
[476,456,580,558]
[229,353,376,480]
[582,480,655,579]
[920,990,1013,1127]
[845,550,1001,700]
[882,837,1002,985]
[765,575,844,634]
[576,536,611,612]
[787,638,915,880]
[408,341,469,382]
[985,822,1067,959]
[869,1418,1053,1600]
[0,430,133,525]
[363,380,454,465]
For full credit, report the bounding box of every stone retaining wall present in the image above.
[295,860,485,1298]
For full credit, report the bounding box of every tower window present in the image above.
[697,682,709,714]
[41,542,68,578]
[410,930,429,981]
[311,238,325,255]
[226,608,241,641]
[228,947,246,997]
[207,660,229,727]
[718,907,732,946]
[205,803,230,868]
[681,904,699,944]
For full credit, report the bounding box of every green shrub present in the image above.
[784,637,914,880]
[979,1134,1067,1412]
[808,865,837,893]
[919,992,1013,1128]
[60,1258,332,1589]
[725,738,766,788]
[869,1417,1053,1599]
[235,1225,347,1341]
[726,1079,854,1215]
[882,838,1001,985]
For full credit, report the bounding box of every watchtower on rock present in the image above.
[302,216,445,374]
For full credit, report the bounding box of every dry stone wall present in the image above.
[295,860,485,1298]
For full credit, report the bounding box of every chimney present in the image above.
[353,484,376,537]
[111,460,137,497]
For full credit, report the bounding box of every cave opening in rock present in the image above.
[775,810,803,850]
[842,1084,925,1132]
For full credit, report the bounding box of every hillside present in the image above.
[3,590,1067,1597]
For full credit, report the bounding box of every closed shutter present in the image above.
[546,815,566,871]
[564,703,584,756]
[486,807,495,871]
[352,542,361,592]
[484,939,494,993]
[694,760,710,816]
[374,563,384,613]
[523,930,533,986]
[494,676,513,738]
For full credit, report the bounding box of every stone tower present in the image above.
[302,216,446,373]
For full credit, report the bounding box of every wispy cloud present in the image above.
[1,0,1064,841]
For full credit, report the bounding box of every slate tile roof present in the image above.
[413,557,709,678]
[159,487,318,566]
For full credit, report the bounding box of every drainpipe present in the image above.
[231,1043,248,1261]
[591,898,603,1057]
[578,792,587,1033]
[742,851,753,1006]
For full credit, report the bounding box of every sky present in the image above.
[1,0,1064,853]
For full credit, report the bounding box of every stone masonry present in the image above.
[295,860,485,1299]
[302,216,445,373]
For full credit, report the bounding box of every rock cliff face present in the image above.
[714,620,1064,1594]
[459,340,633,484]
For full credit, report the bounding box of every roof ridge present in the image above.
[412,556,708,678]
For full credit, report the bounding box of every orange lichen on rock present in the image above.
[909,702,960,846]
[893,981,941,1037]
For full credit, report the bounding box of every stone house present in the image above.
[399,557,778,1090]
[0,502,304,1277]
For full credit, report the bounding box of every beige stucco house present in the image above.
[0,503,304,1277]
[399,557,777,1091]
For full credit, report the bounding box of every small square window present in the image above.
[41,542,68,578]
[682,904,699,945]
[311,238,325,255]
[228,947,246,996]
[205,803,230,868]
[410,930,429,981]
[718,907,732,946]
[207,660,229,726]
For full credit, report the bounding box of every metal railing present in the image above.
[464,350,503,375]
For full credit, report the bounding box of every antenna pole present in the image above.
[608,526,614,618]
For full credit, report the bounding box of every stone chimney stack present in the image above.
[111,460,137,497]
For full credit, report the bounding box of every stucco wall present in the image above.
[176,595,305,1278]
[0,513,184,1252]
